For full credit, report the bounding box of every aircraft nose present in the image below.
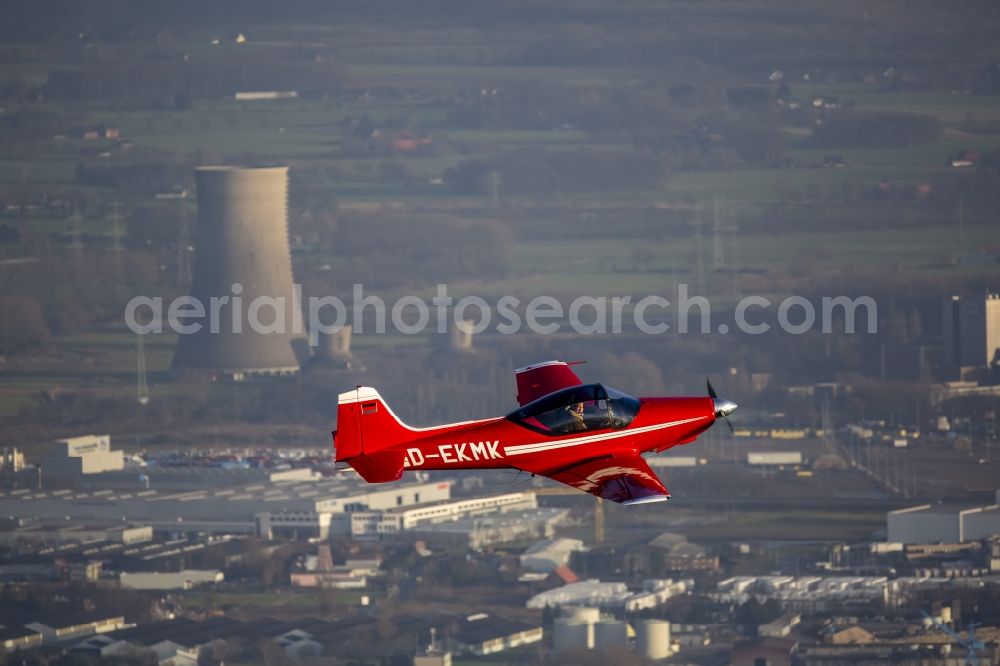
[713,398,738,418]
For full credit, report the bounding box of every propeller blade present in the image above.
[707,377,738,434]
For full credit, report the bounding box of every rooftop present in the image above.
[455,614,540,645]
[0,626,42,642]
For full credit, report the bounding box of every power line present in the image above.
[137,333,150,406]
[712,195,725,271]
[67,207,83,255]
[107,200,125,286]
[692,207,706,292]
[176,207,192,286]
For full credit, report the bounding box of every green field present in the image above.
[792,83,1000,124]
[448,222,997,298]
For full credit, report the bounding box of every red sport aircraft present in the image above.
[333,361,737,505]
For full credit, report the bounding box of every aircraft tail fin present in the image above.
[334,387,414,479]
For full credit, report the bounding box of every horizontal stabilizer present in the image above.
[349,449,406,484]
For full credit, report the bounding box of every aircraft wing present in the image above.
[520,453,670,505]
[515,361,582,406]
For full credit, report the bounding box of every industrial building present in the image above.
[942,291,1000,369]
[406,507,568,549]
[527,580,628,610]
[887,502,1000,544]
[527,578,690,611]
[70,615,378,664]
[451,613,543,656]
[0,521,151,546]
[716,576,892,612]
[172,166,306,377]
[119,570,223,590]
[648,456,700,468]
[0,447,24,473]
[519,537,586,573]
[1,532,244,586]
[0,611,128,649]
[349,492,536,537]
[0,625,44,652]
[747,452,803,466]
[290,557,381,589]
[41,435,124,477]
[65,463,314,491]
[759,613,802,638]
[0,477,450,539]
[0,466,563,547]
[233,90,298,101]
[0,482,564,553]
[63,611,541,664]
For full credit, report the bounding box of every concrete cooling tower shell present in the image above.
[172,166,306,376]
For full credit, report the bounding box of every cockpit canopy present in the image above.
[507,383,641,436]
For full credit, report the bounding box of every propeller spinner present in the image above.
[707,379,738,432]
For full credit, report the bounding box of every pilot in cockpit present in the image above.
[566,401,588,432]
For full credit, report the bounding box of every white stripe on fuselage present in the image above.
[402,416,710,469]
[503,415,710,457]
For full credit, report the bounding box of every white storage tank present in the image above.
[562,606,600,624]
[553,618,592,652]
[593,620,628,650]
[635,619,671,660]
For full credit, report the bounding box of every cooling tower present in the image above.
[172,166,305,376]
[449,318,475,352]
[434,315,475,353]
[317,325,353,359]
[308,325,361,370]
